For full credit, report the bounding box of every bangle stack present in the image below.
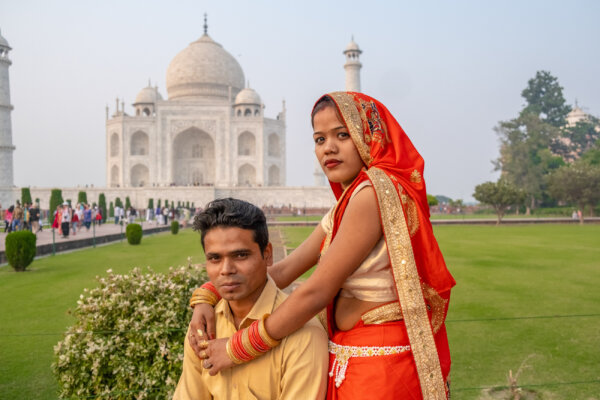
[226,314,281,364]
[189,282,222,308]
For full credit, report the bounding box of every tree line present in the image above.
[474,71,600,224]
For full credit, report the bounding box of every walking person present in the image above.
[3,205,13,233]
[71,205,79,236]
[30,202,41,233]
[11,201,23,232]
[60,203,71,238]
[83,204,92,231]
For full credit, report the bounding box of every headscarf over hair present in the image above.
[315,92,455,399]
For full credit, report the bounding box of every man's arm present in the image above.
[279,322,329,400]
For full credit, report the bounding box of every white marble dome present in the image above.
[166,34,245,100]
[235,87,261,105]
[134,85,163,104]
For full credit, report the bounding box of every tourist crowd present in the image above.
[1,201,42,234]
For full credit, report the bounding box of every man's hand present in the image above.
[188,303,216,359]
[203,338,235,376]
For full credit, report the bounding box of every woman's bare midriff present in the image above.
[335,296,389,331]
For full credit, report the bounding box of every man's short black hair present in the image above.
[193,198,269,254]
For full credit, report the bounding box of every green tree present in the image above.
[49,189,63,225]
[77,191,87,204]
[474,180,525,224]
[98,193,107,223]
[115,197,123,208]
[21,187,32,205]
[581,140,600,165]
[520,70,571,128]
[148,198,154,210]
[125,197,131,210]
[495,72,568,212]
[426,194,438,207]
[109,201,114,218]
[186,201,190,209]
[547,161,600,224]
[165,200,169,208]
[157,199,161,208]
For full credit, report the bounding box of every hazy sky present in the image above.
[1,0,598,201]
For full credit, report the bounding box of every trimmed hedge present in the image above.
[170,221,179,235]
[125,223,142,245]
[5,231,37,271]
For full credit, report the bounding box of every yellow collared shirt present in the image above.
[174,278,329,400]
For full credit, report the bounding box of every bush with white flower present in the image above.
[53,263,208,399]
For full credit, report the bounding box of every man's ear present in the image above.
[264,243,273,266]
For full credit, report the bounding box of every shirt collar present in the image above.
[215,275,278,330]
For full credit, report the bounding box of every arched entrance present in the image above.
[172,128,215,185]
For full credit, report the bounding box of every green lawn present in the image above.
[0,229,205,400]
[281,224,600,399]
[2,225,599,399]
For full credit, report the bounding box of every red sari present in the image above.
[315,92,456,399]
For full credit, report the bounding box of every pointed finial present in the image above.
[148,78,151,87]
[204,13,208,35]
[575,98,579,108]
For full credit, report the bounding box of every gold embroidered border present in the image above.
[328,92,372,166]
[366,167,446,400]
[361,302,403,325]
[421,282,448,334]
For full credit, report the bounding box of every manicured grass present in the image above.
[0,229,205,400]
[434,224,600,399]
[282,224,600,399]
[2,224,599,399]
[280,226,317,279]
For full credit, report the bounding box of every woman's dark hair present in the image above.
[192,198,269,255]
[311,95,343,127]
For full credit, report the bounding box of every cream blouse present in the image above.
[321,181,397,302]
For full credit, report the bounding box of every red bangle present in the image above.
[201,282,221,300]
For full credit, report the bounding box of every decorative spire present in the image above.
[148,78,151,87]
[204,13,208,35]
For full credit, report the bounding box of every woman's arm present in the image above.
[205,187,383,375]
[265,187,382,339]
[268,224,326,289]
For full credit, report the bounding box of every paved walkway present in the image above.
[0,221,171,252]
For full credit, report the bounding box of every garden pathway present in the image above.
[0,221,171,252]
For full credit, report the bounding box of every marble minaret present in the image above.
[343,37,362,92]
[0,29,15,207]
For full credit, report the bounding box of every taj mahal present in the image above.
[0,22,365,209]
[106,21,286,189]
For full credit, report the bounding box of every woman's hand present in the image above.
[203,338,235,376]
[188,303,216,358]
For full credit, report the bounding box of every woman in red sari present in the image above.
[194,92,456,399]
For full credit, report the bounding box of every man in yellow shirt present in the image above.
[173,198,328,400]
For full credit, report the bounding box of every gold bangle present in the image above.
[258,314,281,348]
[189,289,219,308]
[226,338,245,364]
[241,327,263,358]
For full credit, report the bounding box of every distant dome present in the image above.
[344,39,361,53]
[235,87,261,105]
[166,34,245,100]
[134,85,163,104]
